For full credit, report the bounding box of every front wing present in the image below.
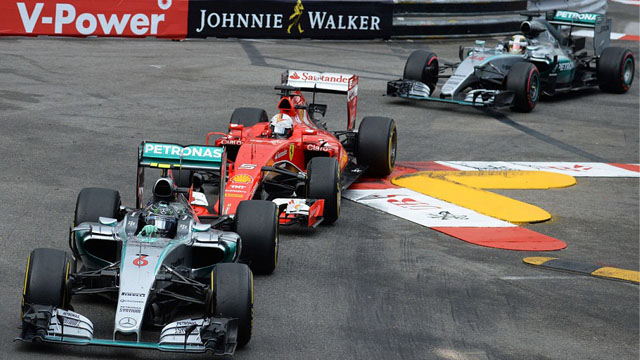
[387,79,515,108]
[16,305,239,356]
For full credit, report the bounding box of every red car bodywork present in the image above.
[193,70,361,226]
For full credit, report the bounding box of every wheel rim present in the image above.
[623,58,634,85]
[529,72,540,103]
[388,127,397,172]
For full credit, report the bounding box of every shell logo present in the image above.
[231,174,253,183]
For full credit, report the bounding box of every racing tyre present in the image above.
[74,187,121,225]
[357,116,397,177]
[230,107,268,127]
[598,47,635,93]
[173,169,193,188]
[211,263,253,348]
[235,200,278,275]
[506,62,540,112]
[307,157,340,225]
[22,248,72,314]
[403,50,439,90]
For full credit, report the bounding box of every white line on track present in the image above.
[500,276,589,280]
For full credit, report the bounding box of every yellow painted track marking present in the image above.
[444,171,576,189]
[592,267,640,283]
[392,171,576,223]
[523,257,556,265]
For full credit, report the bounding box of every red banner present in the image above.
[0,0,188,38]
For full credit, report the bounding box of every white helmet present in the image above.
[508,35,528,54]
[270,113,294,138]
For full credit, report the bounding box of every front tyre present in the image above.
[211,263,253,348]
[307,157,341,225]
[598,47,635,93]
[357,117,397,177]
[403,50,439,91]
[22,248,72,315]
[230,107,268,127]
[506,62,540,112]
[74,187,121,225]
[235,200,278,275]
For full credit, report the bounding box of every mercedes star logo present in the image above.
[119,317,137,328]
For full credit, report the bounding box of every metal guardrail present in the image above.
[392,0,528,38]
[392,0,608,38]
[527,0,607,14]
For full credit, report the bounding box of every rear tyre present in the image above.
[211,263,253,348]
[403,50,439,90]
[506,62,540,112]
[307,157,340,225]
[235,200,278,275]
[357,117,397,177]
[74,187,121,225]
[230,107,268,127]
[22,248,72,315]
[173,170,193,188]
[598,47,635,93]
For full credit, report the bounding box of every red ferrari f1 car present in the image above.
[191,70,397,229]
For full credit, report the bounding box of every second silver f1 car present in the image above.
[387,10,635,112]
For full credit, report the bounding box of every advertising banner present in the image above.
[187,0,393,39]
[0,0,189,38]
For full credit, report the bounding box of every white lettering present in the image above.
[222,13,234,28]
[97,14,130,34]
[337,15,346,30]
[251,14,263,28]
[17,2,43,33]
[55,3,76,34]
[150,14,164,34]
[308,11,326,29]
[325,15,336,29]
[130,14,149,35]
[371,16,380,30]
[273,14,282,28]
[359,16,368,30]
[237,13,248,28]
[348,15,357,30]
[76,13,97,35]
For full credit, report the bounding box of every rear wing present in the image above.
[136,141,227,209]
[547,10,610,56]
[281,69,359,131]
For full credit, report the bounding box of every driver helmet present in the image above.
[269,113,294,138]
[144,202,178,237]
[508,35,528,55]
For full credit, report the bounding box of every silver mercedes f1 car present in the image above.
[17,141,279,356]
[387,10,635,112]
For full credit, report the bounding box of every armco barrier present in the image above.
[0,0,610,40]
[392,0,528,38]
[528,0,607,14]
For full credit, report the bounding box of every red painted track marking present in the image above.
[608,163,640,172]
[432,227,567,251]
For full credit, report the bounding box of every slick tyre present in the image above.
[211,263,253,348]
[357,116,397,177]
[235,200,278,275]
[403,50,439,90]
[22,248,72,314]
[307,157,340,225]
[173,170,193,188]
[598,47,635,93]
[506,62,540,112]
[230,107,269,127]
[74,187,121,225]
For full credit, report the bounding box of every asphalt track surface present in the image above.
[1,9,639,360]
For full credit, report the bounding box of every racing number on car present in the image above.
[134,254,148,267]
